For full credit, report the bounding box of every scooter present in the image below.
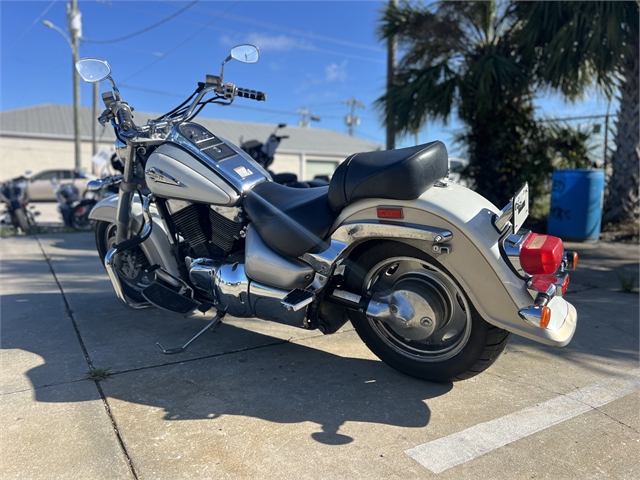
[76,45,578,382]
[241,124,328,188]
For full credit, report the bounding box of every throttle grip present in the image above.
[116,106,134,132]
[236,87,267,101]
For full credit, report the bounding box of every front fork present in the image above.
[114,143,140,268]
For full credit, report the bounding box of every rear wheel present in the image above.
[13,208,31,234]
[95,221,152,304]
[345,242,510,382]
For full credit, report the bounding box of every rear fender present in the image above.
[329,182,575,347]
[89,195,180,277]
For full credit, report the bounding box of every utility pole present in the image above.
[343,97,365,136]
[92,83,99,171]
[68,0,82,170]
[386,0,398,150]
[43,4,82,170]
[297,107,320,128]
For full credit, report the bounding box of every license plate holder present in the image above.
[512,182,529,234]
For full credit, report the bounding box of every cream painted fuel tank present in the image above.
[145,122,270,206]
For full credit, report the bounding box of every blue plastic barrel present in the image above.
[547,169,605,242]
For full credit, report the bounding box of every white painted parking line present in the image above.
[406,369,640,474]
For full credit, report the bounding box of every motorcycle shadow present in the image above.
[5,287,452,445]
[103,326,455,445]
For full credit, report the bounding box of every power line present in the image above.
[0,0,57,60]
[82,0,199,44]
[173,2,385,54]
[121,1,239,83]
[107,2,386,64]
[538,113,618,123]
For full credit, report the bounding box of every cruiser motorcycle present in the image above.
[240,123,328,188]
[77,45,578,381]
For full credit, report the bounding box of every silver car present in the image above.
[25,169,97,201]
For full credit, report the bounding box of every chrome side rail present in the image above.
[301,222,452,275]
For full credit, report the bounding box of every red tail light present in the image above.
[520,234,564,275]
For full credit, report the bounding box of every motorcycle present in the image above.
[0,178,35,234]
[241,124,329,188]
[53,181,84,230]
[76,45,578,382]
[72,174,123,231]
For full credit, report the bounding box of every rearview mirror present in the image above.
[75,58,111,83]
[230,45,260,64]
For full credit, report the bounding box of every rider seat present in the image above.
[327,141,449,211]
[244,141,449,258]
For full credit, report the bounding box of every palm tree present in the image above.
[512,1,639,225]
[376,1,551,208]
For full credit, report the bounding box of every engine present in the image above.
[166,200,244,258]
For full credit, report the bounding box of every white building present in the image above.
[0,104,382,180]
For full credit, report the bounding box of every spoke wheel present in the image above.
[345,242,511,382]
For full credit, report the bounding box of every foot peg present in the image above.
[281,289,315,311]
[142,283,200,314]
[156,312,224,354]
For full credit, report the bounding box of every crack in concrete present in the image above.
[590,406,640,435]
[36,235,139,480]
[78,326,357,378]
[485,372,567,397]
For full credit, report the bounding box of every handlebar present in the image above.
[235,87,267,101]
[116,105,134,132]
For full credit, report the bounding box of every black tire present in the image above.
[345,242,511,382]
[70,201,95,231]
[13,208,31,234]
[95,220,151,304]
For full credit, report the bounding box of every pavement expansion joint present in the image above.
[36,235,138,479]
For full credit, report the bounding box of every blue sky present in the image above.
[1,1,614,157]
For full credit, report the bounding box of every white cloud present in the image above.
[325,60,348,82]
[221,33,310,52]
[247,33,303,52]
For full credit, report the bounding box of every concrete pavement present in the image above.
[1,231,638,479]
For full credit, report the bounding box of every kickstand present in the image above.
[156,312,225,354]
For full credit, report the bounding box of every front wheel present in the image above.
[71,201,95,231]
[95,220,152,304]
[345,242,510,382]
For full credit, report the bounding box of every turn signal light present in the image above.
[565,251,578,270]
[540,306,552,329]
[377,207,403,219]
[520,234,564,275]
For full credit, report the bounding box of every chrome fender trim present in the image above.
[301,222,452,275]
[88,195,181,278]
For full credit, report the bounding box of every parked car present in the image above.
[24,169,97,201]
[448,158,469,187]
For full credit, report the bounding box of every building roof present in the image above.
[0,104,382,157]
